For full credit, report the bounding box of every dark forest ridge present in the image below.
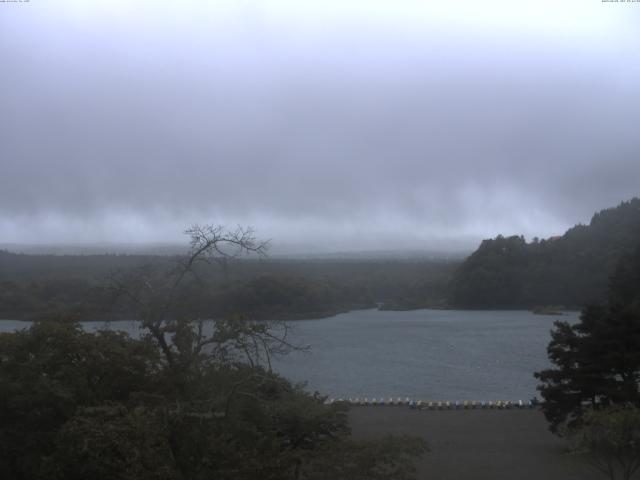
[0,248,457,321]
[0,242,192,257]
[452,197,640,309]
[2,197,639,319]
[0,242,470,261]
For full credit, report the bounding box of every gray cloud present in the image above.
[1,1,639,251]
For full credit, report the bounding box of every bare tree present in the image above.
[109,224,301,372]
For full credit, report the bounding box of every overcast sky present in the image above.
[1,0,639,252]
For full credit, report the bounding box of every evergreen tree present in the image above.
[452,198,640,308]
[535,245,640,433]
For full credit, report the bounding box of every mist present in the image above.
[1,0,639,252]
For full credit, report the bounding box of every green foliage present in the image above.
[535,245,640,433]
[452,198,640,308]
[54,405,177,480]
[1,226,429,478]
[0,255,457,321]
[568,406,640,480]
[0,320,159,479]
[0,320,426,480]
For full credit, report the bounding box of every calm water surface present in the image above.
[273,309,578,400]
[0,309,577,400]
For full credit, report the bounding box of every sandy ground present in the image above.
[349,407,602,480]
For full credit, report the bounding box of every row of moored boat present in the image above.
[325,398,539,409]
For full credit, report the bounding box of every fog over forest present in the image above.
[3,4,640,480]
[1,1,639,253]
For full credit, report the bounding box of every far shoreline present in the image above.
[0,306,580,324]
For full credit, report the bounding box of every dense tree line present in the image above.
[451,198,640,308]
[3,198,639,318]
[0,225,427,479]
[0,320,426,480]
[0,251,456,321]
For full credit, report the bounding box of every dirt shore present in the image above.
[349,407,601,480]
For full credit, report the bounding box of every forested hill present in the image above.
[450,198,640,309]
[0,251,456,320]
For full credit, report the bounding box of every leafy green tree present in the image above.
[0,320,159,479]
[535,245,640,433]
[0,225,427,480]
[568,406,640,480]
[0,320,426,480]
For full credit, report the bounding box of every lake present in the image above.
[0,309,576,401]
